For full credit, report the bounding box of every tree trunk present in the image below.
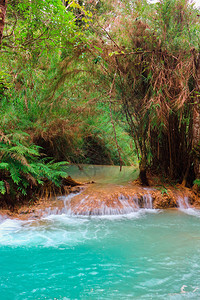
[192,51,200,191]
[0,0,7,44]
[139,157,149,186]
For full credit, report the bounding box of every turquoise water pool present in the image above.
[1,209,200,299]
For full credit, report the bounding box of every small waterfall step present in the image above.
[32,186,197,218]
[64,190,154,216]
[177,197,190,209]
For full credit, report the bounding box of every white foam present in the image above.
[89,208,161,220]
[0,221,89,247]
[91,211,142,220]
[179,208,200,218]
[177,196,200,218]
[0,219,22,232]
[43,213,89,225]
[0,209,152,247]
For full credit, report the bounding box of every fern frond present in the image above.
[0,181,6,195]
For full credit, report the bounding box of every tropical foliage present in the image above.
[0,0,200,207]
[0,132,68,208]
[88,0,200,187]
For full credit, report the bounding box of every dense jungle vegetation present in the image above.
[0,0,200,206]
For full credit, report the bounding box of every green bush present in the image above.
[0,133,68,199]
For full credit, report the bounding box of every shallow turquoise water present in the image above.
[1,209,200,299]
[66,164,139,184]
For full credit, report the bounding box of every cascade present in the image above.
[42,191,156,216]
[57,192,155,216]
[67,195,139,216]
[143,193,153,209]
[176,196,200,217]
[176,197,190,209]
[15,165,199,219]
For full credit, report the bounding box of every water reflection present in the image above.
[67,164,139,185]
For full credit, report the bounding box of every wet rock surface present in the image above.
[0,183,199,219]
[67,184,198,215]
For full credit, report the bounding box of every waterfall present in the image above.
[176,196,200,217]
[42,190,156,217]
[63,193,154,216]
[67,195,139,216]
[143,194,153,209]
[177,197,190,209]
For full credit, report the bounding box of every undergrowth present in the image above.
[1,51,136,166]
[0,132,68,209]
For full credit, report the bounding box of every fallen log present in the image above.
[62,176,82,187]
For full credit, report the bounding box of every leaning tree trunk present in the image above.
[192,51,200,191]
[0,0,7,44]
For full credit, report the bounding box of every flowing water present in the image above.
[1,165,200,299]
